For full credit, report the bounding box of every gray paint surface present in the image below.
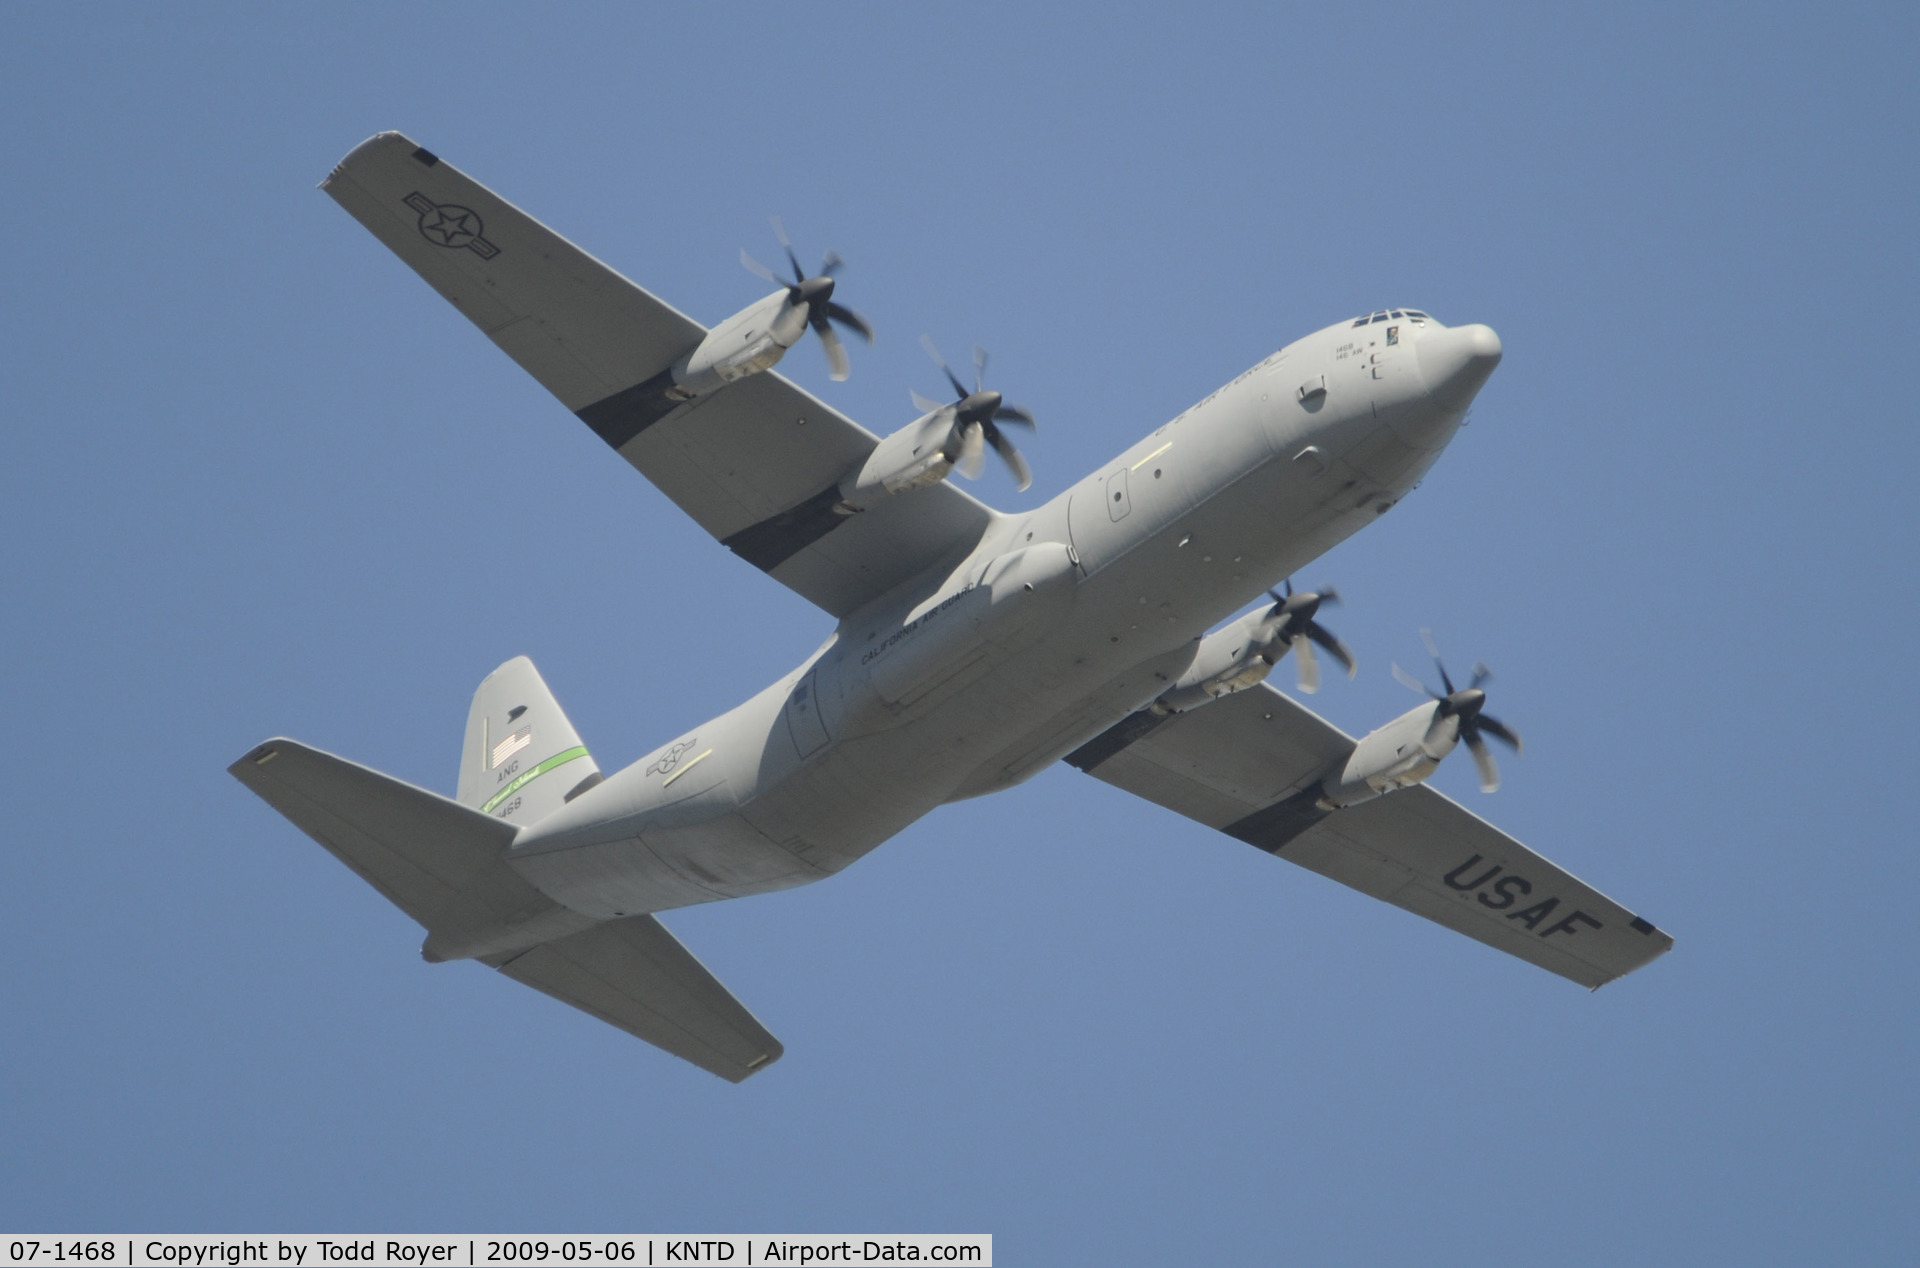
[234,134,1667,1078]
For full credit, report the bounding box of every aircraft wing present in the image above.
[320,132,992,617]
[1065,685,1673,988]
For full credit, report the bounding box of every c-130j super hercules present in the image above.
[232,133,1670,1082]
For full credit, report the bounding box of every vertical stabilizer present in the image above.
[458,656,603,825]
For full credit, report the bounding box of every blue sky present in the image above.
[3,2,1916,1260]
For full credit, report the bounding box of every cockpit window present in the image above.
[1353,309,1425,327]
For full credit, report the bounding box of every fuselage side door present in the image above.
[784,665,830,759]
[1067,471,1137,575]
[1106,467,1132,522]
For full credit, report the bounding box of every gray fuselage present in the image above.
[508,312,1501,919]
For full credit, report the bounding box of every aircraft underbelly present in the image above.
[508,353,1457,922]
[942,470,1388,798]
[510,789,823,919]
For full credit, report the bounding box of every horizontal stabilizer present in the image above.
[230,739,592,958]
[488,916,784,1082]
[231,739,781,1078]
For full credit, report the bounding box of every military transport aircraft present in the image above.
[231,132,1671,1082]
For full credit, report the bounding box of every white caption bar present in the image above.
[0,1238,990,1268]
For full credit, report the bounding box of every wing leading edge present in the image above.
[1066,686,1673,988]
[320,132,993,617]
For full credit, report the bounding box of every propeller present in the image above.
[1392,629,1521,792]
[1256,579,1355,694]
[916,336,1038,491]
[740,217,873,380]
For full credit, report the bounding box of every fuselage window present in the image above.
[1370,313,1389,323]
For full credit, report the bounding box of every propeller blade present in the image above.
[824,302,874,343]
[911,389,949,414]
[1305,621,1357,678]
[985,425,1032,492]
[1291,633,1321,694]
[820,250,844,277]
[1465,731,1501,793]
[972,345,988,394]
[1420,627,1455,694]
[994,403,1037,428]
[921,335,969,400]
[770,216,805,284]
[1475,713,1522,752]
[1250,608,1286,646]
[1317,585,1341,608]
[814,316,850,381]
[956,421,986,479]
[1469,661,1493,691]
[1392,662,1436,697]
[740,249,782,285]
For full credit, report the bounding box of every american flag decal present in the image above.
[490,726,532,769]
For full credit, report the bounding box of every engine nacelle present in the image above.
[669,291,811,400]
[1151,610,1280,713]
[1317,701,1462,808]
[836,410,962,510]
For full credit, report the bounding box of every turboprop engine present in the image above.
[1151,583,1355,713]
[669,219,873,400]
[1317,633,1521,809]
[837,339,1037,510]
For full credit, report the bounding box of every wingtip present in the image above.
[732,1040,785,1082]
[229,737,298,778]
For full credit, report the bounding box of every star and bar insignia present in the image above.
[404,192,500,259]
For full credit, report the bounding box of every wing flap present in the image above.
[489,917,783,1083]
[625,371,876,533]
[1071,685,1673,988]
[1072,691,1352,825]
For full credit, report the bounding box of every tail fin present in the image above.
[458,656,603,825]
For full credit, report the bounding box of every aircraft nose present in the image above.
[1417,323,1503,410]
